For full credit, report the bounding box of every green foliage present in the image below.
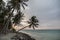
[28,16,39,29]
[0,0,39,34]
[0,0,5,24]
[0,0,29,33]
[7,0,28,10]
[13,11,24,25]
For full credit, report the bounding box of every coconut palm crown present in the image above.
[28,16,39,29]
[7,0,28,10]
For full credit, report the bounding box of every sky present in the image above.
[23,0,60,29]
[4,0,60,30]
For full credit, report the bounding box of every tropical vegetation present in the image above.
[0,0,39,40]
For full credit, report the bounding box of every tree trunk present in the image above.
[18,26,28,32]
[2,9,15,34]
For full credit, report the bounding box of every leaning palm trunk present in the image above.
[18,26,28,32]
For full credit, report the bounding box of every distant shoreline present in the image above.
[22,29,60,31]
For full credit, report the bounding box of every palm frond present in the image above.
[13,11,24,25]
[28,16,39,29]
[22,4,25,9]
[23,2,28,6]
[22,0,29,2]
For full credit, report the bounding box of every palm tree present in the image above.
[5,0,29,32]
[0,0,5,23]
[13,11,24,25]
[28,16,39,29]
[0,0,29,33]
[6,0,29,26]
[0,0,5,33]
[7,0,28,11]
[18,16,39,31]
[0,0,5,10]
[0,0,39,34]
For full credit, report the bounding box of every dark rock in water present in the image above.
[11,32,35,40]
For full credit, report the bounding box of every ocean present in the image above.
[20,30,60,40]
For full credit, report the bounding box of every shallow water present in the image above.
[20,30,60,40]
[0,30,60,40]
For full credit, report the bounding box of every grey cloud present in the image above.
[28,0,60,28]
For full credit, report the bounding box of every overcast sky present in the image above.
[4,0,60,29]
[24,0,60,29]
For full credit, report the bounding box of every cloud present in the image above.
[27,0,60,29]
[3,0,60,29]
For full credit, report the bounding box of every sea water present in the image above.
[20,30,60,40]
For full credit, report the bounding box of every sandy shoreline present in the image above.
[0,32,35,40]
